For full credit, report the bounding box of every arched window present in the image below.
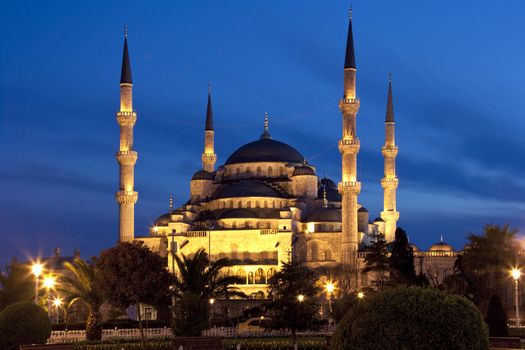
[255,201,260,208]
[268,167,273,176]
[246,167,251,176]
[267,268,274,282]
[237,201,242,208]
[236,269,246,284]
[325,249,333,261]
[279,166,284,175]
[247,201,251,208]
[229,200,233,208]
[311,241,319,261]
[248,271,254,284]
[256,166,262,177]
[236,167,240,175]
[263,201,268,208]
[255,268,265,284]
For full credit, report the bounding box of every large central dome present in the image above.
[225,138,304,165]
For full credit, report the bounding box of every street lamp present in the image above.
[512,268,521,327]
[297,294,305,302]
[325,282,335,325]
[32,262,43,304]
[43,275,56,318]
[53,297,62,323]
[209,298,215,325]
[357,291,364,300]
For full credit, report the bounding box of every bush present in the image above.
[331,287,489,350]
[72,341,171,350]
[485,294,509,336]
[0,301,52,350]
[171,292,209,336]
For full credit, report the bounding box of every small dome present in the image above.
[373,217,384,223]
[358,207,368,213]
[304,207,341,222]
[410,244,419,252]
[429,242,454,252]
[320,177,337,189]
[318,185,341,202]
[191,170,214,180]
[153,212,172,226]
[216,180,284,199]
[225,138,304,165]
[293,164,315,176]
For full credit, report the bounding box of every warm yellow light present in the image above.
[209,298,215,305]
[43,276,56,289]
[32,263,43,277]
[297,294,305,302]
[53,297,62,307]
[325,282,335,294]
[512,268,521,280]
[152,226,159,233]
[357,291,365,299]
[260,316,265,320]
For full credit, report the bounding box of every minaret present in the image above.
[115,26,138,243]
[380,75,399,242]
[201,85,217,172]
[338,8,361,268]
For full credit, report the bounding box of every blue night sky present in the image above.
[1,1,525,264]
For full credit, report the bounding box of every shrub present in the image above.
[0,301,51,350]
[171,292,209,336]
[485,294,509,336]
[331,287,489,350]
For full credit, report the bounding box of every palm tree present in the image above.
[0,262,33,311]
[171,249,245,336]
[60,257,104,341]
[173,249,245,299]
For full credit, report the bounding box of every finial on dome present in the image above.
[169,194,173,212]
[388,72,392,83]
[124,24,128,38]
[208,82,212,94]
[349,5,352,20]
[260,112,271,140]
[440,234,444,243]
[323,186,328,208]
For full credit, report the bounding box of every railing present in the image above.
[202,325,335,338]
[47,327,173,344]
[185,231,208,237]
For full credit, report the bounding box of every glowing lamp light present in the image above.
[32,263,43,277]
[152,226,159,233]
[512,268,521,280]
[43,276,56,289]
[297,294,305,302]
[357,291,365,299]
[325,282,335,294]
[53,297,62,307]
[209,298,215,305]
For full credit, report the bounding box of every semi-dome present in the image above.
[191,169,214,180]
[320,177,337,189]
[225,138,304,165]
[292,164,315,176]
[358,207,368,213]
[304,207,341,222]
[318,185,342,202]
[154,212,172,226]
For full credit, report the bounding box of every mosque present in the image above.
[113,13,456,297]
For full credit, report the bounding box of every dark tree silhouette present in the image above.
[485,294,509,337]
[389,227,417,285]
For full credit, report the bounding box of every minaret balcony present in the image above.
[339,98,360,115]
[382,145,398,157]
[115,190,138,204]
[338,181,361,195]
[380,210,400,222]
[338,138,360,153]
[116,150,138,165]
[116,111,137,127]
[381,177,399,189]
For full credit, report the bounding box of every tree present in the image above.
[96,242,172,349]
[0,262,33,311]
[0,302,51,350]
[60,257,104,341]
[331,287,489,350]
[265,260,322,345]
[171,249,244,336]
[455,224,520,308]
[362,235,390,288]
[485,294,508,337]
[389,227,417,285]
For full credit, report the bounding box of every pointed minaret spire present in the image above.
[344,6,356,70]
[205,84,214,131]
[386,73,394,123]
[380,75,399,242]
[116,26,138,243]
[323,186,328,208]
[169,194,173,212]
[260,112,271,139]
[120,25,132,84]
[201,85,217,172]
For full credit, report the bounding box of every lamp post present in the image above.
[209,298,215,325]
[53,297,62,323]
[297,294,305,303]
[357,291,364,300]
[325,282,334,325]
[512,268,521,327]
[43,275,56,318]
[31,262,43,304]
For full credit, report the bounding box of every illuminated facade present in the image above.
[115,14,456,295]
